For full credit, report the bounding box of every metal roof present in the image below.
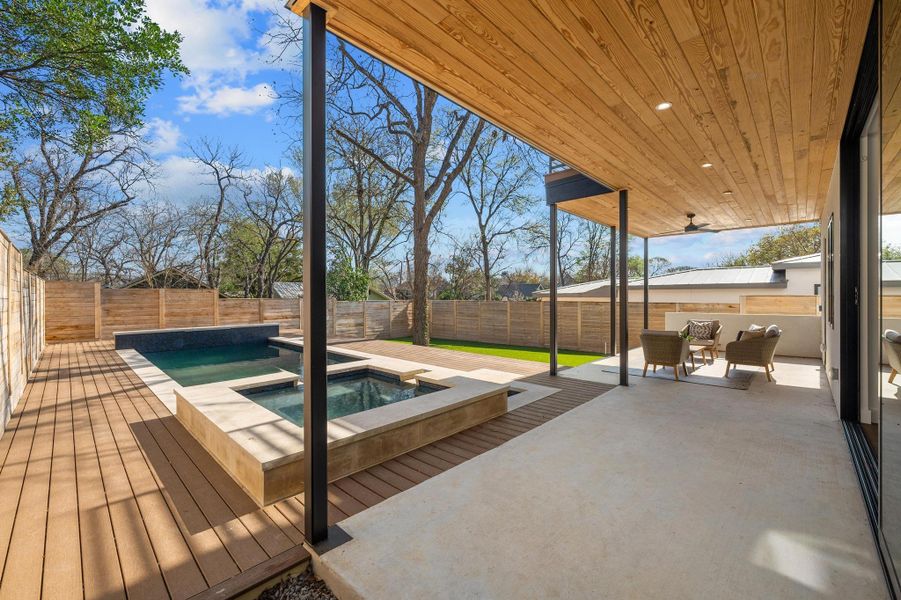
[272,281,303,298]
[885,261,901,286]
[536,265,787,297]
[771,253,821,269]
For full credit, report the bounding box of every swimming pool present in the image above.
[242,370,446,426]
[142,342,360,386]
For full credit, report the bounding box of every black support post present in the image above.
[302,2,328,546]
[609,226,616,356]
[549,203,558,375]
[643,237,649,330]
[619,190,628,386]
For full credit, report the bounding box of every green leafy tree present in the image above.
[715,224,820,266]
[326,257,370,301]
[885,243,901,260]
[0,0,186,143]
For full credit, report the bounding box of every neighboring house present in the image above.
[495,282,541,300]
[271,281,390,301]
[534,253,822,304]
[122,268,208,289]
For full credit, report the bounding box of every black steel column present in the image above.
[619,190,628,386]
[609,226,616,355]
[302,1,328,545]
[643,237,649,329]
[549,203,558,375]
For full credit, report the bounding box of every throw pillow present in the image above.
[764,324,782,338]
[887,329,901,344]
[740,330,765,341]
[688,320,714,340]
[748,324,765,332]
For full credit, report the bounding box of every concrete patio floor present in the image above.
[315,356,885,599]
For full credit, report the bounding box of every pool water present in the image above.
[242,371,445,426]
[142,342,359,387]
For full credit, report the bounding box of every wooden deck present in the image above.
[0,339,613,599]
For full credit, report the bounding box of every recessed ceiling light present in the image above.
[655,101,673,111]
[745,218,753,222]
[723,190,733,195]
[701,162,713,168]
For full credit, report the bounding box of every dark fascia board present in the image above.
[545,172,614,205]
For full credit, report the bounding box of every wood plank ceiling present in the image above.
[289,0,872,237]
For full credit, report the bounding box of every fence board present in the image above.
[0,234,45,434]
[743,295,817,315]
[261,298,300,328]
[45,281,96,342]
[163,289,216,329]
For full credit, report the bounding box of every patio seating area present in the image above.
[0,338,612,599]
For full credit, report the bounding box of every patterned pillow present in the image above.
[688,320,715,340]
[764,324,782,338]
[886,329,901,344]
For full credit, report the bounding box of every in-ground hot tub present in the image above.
[122,325,510,506]
[175,365,508,506]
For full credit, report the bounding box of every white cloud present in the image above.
[144,0,268,78]
[178,82,276,116]
[143,118,183,154]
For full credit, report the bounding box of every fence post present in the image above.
[362,301,368,338]
[739,295,747,314]
[94,282,102,340]
[158,289,166,329]
[576,301,583,350]
[212,289,220,325]
[298,296,303,331]
[539,301,545,347]
[453,301,458,340]
[506,301,511,344]
[330,297,337,338]
[258,298,264,323]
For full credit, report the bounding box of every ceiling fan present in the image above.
[659,213,720,236]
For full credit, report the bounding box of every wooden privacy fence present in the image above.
[44,282,416,343]
[0,233,45,434]
[43,282,830,352]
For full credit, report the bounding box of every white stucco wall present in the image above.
[664,312,822,359]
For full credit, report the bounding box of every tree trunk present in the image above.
[411,216,430,346]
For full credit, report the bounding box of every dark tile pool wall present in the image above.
[115,324,281,353]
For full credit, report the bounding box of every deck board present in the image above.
[0,339,612,599]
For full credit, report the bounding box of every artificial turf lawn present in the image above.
[388,337,605,367]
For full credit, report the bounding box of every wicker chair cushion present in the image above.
[886,329,901,344]
[688,320,716,340]
[739,330,765,341]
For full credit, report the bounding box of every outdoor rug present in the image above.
[591,364,755,390]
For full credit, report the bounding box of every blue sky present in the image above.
[137,0,899,273]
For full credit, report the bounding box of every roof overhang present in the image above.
[288,0,872,237]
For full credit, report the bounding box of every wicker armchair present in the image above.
[679,321,723,361]
[640,329,692,381]
[724,330,781,382]
[885,332,901,385]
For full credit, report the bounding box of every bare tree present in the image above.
[5,129,150,275]
[68,214,130,285]
[326,117,410,274]
[119,201,190,287]
[221,170,302,298]
[458,128,537,300]
[575,221,612,283]
[525,210,582,285]
[331,42,485,345]
[189,138,247,287]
